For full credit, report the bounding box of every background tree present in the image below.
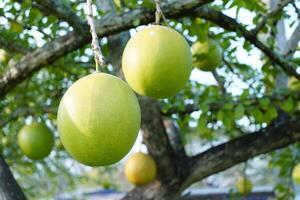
[0,0,300,199]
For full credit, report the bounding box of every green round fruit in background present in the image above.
[2,137,10,147]
[122,25,192,98]
[57,73,141,166]
[236,177,253,195]
[125,152,157,186]
[191,39,223,71]
[18,122,54,160]
[288,76,300,91]
[292,163,300,184]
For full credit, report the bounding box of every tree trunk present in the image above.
[0,156,26,200]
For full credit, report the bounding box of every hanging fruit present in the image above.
[18,122,54,160]
[122,25,192,98]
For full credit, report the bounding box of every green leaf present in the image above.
[250,107,264,123]
[197,115,209,133]
[217,110,224,121]
[132,19,140,27]
[223,103,234,110]
[264,105,278,123]
[259,98,270,109]
[280,96,295,112]
[234,104,245,120]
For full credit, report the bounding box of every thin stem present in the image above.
[154,0,166,25]
[86,0,105,72]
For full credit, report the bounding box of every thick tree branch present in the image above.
[0,156,26,200]
[192,7,300,80]
[139,97,177,182]
[0,0,212,98]
[33,0,88,33]
[183,114,300,187]
[252,0,294,35]
[284,22,300,56]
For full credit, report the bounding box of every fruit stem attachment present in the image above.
[86,0,105,72]
[242,161,248,177]
[154,0,166,25]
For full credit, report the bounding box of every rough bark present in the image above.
[183,114,300,187]
[0,156,26,200]
[122,113,300,200]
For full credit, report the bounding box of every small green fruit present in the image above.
[0,49,9,63]
[191,39,223,71]
[2,137,10,147]
[57,73,141,166]
[288,77,300,91]
[236,177,253,195]
[18,122,54,160]
[125,152,157,186]
[292,163,300,184]
[122,25,192,98]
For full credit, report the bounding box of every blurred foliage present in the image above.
[0,0,299,199]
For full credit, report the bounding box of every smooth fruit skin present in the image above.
[122,25,192,98]
[18,122,54,160]
[57,73,141,166]
[292,163,300,184]
[236,177,253,195]
[191,39,223,71]
[125,152,157,186]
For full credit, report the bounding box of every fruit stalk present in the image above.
[86,0,105,72]
[154,0,166,25]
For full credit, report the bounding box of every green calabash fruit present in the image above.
[18,122,54,160]
[57,73,141,166]
[192,39,223,71]
[122,25,192,98]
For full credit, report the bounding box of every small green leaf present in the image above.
[132,19,140,27]
[259,98,270,109]
[223,103,234,110]
[197,115,209,133]
[280,96,294,112]
[250,107,264,123]
[234,104,245,120]
[217,110,224,121]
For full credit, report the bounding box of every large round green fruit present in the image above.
[236,177,253,195]
[292,163,300,184]
[191,39,223,71]
[57,73,141,166]
[18,122,54,160]
[125,152,157,185]
[122,25,192,98]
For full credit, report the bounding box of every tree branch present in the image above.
[0,106,55,127]
[182,113,300,187]
[212,70,226,94]
[284,22,300,56]
[33,0,88,33]
[252,0,293,35]
[191,7,300,80]
[139,97,177,182]
[0,0,213,98]
[162,91,300,116]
